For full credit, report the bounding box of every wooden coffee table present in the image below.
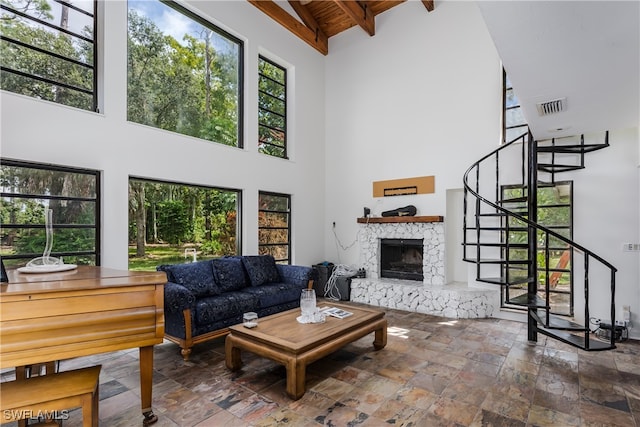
[225,302,387,400]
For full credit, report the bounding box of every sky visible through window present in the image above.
[128,0,233,54]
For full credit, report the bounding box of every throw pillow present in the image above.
[159,261,219,298]
[212,257,247,292]
[242,255,281,286]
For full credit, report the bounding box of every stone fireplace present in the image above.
[350,215,497,318]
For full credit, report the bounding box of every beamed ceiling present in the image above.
[248,0,434,55]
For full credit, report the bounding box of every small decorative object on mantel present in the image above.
[381,205,417,217]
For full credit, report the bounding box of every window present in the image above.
[503,69,528,143]
[258,56,287,158]
[258,192,290,263]
[501,182,574,316]
[127,0,243,147]
[128,178,241,271]
[0,159,100,268]
[0,0,97,111]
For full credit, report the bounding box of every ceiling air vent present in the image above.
[536,97,566,116]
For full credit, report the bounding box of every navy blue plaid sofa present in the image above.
[158,255,314,360]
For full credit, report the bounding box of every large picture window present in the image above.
[128,178,241,271]
[127,0,243,147]
[0,159,100,268]
[0,0,97,111]
[258,56,287,158]
[503,69,528,143]
[258,192,290,264]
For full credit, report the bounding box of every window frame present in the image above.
[127,176,243,270]
[502,68,528,144]
[0,0,98,112]
[258,55,287,158]
[0,158,101,266]
[127,0,244,148]
[258,191,291,264]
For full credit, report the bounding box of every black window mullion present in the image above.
[0,4,94,43]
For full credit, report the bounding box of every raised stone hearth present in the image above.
[352,216,498,318]
[350,279,496,318]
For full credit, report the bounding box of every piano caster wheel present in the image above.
[143,411,158,426]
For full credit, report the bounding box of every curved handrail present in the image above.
[463,133,617,272]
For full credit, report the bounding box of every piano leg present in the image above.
[139,346,158,426]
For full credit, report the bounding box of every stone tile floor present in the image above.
[2,302,639,426]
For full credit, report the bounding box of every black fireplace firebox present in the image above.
[380,238,424,281]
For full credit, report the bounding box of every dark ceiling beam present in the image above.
[248,0,328,55]
[422,1,434,12]
[334,1,375,36]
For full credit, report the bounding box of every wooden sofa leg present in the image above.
[180,347,192,361]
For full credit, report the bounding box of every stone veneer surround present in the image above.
[350,217,498,318]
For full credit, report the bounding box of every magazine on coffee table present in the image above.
[319,306,353,319]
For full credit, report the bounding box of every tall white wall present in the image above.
[0,0,327,269]
[324,1,640,338]
[324,1,502,266]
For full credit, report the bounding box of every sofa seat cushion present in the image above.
[242,282,304,309]
[194,292,259,325]
[242,255,281,286]
[212,257,248,292]
[158,260,219,298]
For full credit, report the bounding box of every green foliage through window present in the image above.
[128,178,241,271]
[127,0,243,147]
[0,159,100,267]
[258,56,287,158]
[0,0,97,111]
[258,192,290,263]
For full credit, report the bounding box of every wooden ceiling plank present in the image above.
[288,0,329,44]
[249,0,328,55]
[421,0,434,12]
[333,0,375,36]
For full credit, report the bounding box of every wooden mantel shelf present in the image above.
[356,216,444,224]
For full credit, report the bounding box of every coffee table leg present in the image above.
[225,335,242,371]
[373,319,388,350]
[285,358,306,400]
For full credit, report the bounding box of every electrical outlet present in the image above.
[622,243,640,251]
[615,320,626,327]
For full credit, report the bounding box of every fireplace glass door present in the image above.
[379,239,423,281]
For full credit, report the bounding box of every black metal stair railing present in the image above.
[462,131,617,351]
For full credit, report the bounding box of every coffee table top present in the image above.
[228,302,385,354]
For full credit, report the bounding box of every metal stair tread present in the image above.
[536,143,609,154]
[536,328,615,351]
[530,309,585,331]
[477,276,533,286]
[463,242,529,248]
[505,293,548,308]
[468,258,530,264]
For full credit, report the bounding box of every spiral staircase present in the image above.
[462,130,617,351]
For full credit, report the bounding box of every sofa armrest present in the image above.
[164,281,196,313]
[276,265,316,288]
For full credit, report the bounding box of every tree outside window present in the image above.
[0,0,97,111]
[258,192,290,263]
[258,56,287,158]
[128,178,241,271]
[0,160,100,268]
[127,0,243,147]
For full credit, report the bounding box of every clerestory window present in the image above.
[0,0,97,111]
[258,56,287,158]
[127,0,243,147]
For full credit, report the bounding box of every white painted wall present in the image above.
[324,1,502,265]
[0,0,327,269]
[324,1,640,338]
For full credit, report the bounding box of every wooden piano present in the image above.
[0,266,166,426]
